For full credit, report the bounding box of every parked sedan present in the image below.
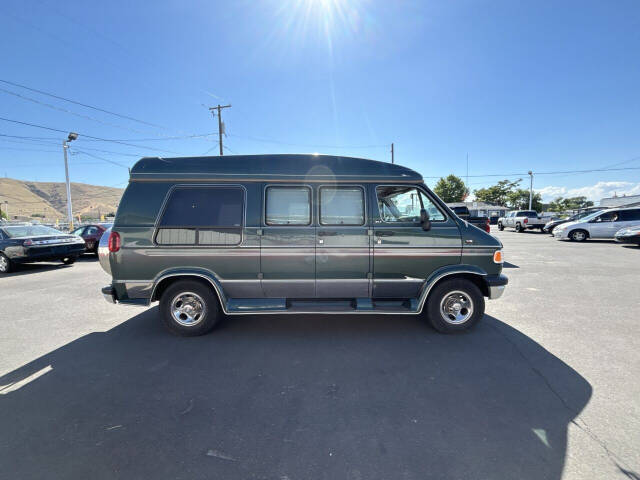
[615,225,640,245]
[553,207,640,242]
[70,223,112,254]
[0,224,86,273]
[543,210,600,234]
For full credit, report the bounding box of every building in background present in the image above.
[447,201,508,224]
[599,194,640,209]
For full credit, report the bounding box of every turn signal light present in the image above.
[493,250,504,264]
[108,231,121,253]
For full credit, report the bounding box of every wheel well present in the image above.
[152,275,222,305]
[428,273,488,299]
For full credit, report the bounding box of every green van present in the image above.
[100,154,507,335]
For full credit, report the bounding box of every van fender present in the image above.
[416,264,488,314]
[150,267,228,311]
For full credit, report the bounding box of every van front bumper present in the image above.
[485,274,508,299]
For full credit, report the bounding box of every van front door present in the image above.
[372,185,461,299]
[315,185,369,298]
[261,185,315,298]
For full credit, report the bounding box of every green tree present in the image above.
[546,196,594,212]
[507,189,543,211]
[433,174,469,202]
[473,179,521,206]
[0,210,6,220]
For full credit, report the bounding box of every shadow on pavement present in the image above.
[0,262,73,278]
[0,311,592,480]
[503,261,519,269]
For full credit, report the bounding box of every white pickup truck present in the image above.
[498,210,549,232]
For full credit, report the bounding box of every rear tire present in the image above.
[160,280,220,336]
[515,223,523,232]
[0,253,12,273]
[62,256,77,265]
[569,230,588,242]
[498,222,504,231]
[425,278,485,333]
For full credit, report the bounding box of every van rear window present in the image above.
[156,186,244,246]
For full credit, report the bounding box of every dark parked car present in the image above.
[0,224,86,273]
[70,223,112,254]
[543,210,600,234]
[449,206,491,233]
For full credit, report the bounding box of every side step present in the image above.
[225,298,419,314]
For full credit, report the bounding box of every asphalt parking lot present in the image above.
[1,230,638,480]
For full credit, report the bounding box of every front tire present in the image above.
[569,230,588,242]
[425,278,485,333]
[0,253,12,273]
[160,280,221,336]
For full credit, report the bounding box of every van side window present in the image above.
[619,209,640,221]
[320,186,365,225]
[376,186,445,223]
[265,186,311,225]
[156,186,243,246]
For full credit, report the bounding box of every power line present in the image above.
[0,117,179,154]
[226,132,388,149]
[0,78,167,130]
[73,150,130,169]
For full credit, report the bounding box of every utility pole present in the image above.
[62,132,78,228]
[528,170,533,210]
[466,153,469,188]
[391,143,394,164]
[209,104,231,155]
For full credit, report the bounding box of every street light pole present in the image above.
[528,170,533,210]
[62,133,78,228]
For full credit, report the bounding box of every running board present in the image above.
[225,298,419,314]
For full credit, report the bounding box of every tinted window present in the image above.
[376,186,445,223]
[85,226,99,235]
[619,209,640,221]
[159,186,243,227]
[518,211,538,217]
[156,186,244,246]
[265,186,311,225]
[71,227,85,235]
[320,187,365,225]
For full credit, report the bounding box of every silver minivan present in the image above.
[553,207,640,241]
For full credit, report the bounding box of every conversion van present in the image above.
[99,154,507,335]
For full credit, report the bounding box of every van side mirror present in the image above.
[420,209,431,231]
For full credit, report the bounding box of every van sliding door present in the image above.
[260,185,315,298]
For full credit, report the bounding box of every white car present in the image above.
[553,207,640,242]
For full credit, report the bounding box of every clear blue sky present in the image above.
[1,0,639,202]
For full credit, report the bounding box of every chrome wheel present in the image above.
[170,292,206,326]
[439,290,474,325]
[0,255,8,273]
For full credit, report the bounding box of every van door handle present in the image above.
[318,231,338,236]
[375,231,394,237]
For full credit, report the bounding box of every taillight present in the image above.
[108,231,121,252]
[485,218,491,233]
[23,239,33,246]
[524,218,528,224]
